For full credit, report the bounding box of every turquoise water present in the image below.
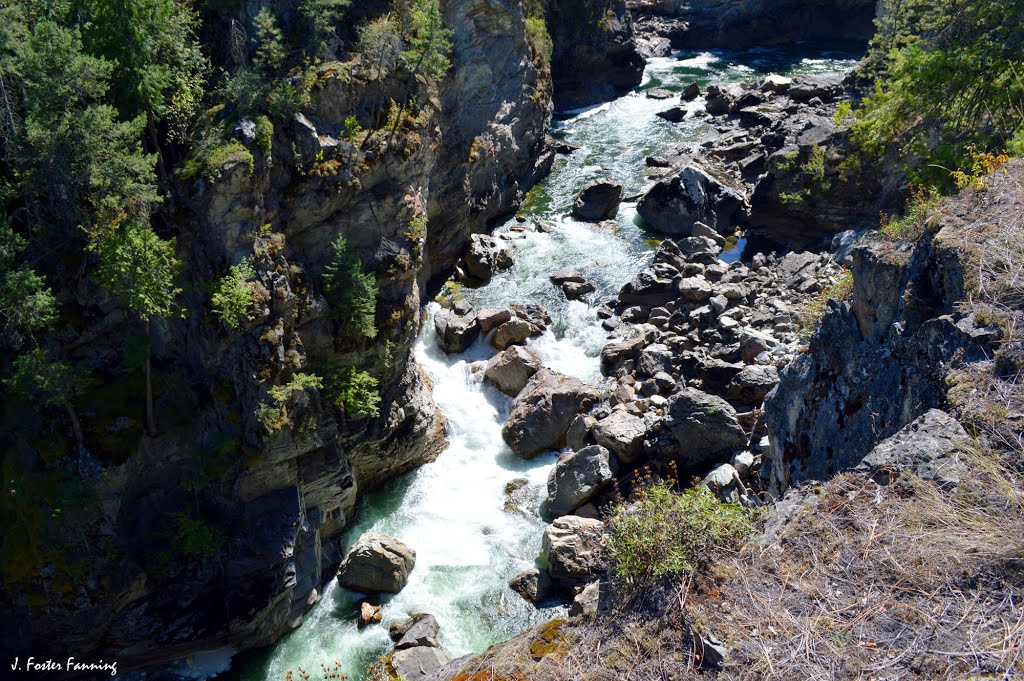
[209,45,861,681]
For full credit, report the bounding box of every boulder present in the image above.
[395,614,441,650]
[541,515,605,583]
[391,646,448,680]
[492,318,534,351]
[566,413,595,451]
[549,269,586,285]
[510,303,552,332]
[484,345,542,396]
[461,233,514,282]
[562,280,596,300]
[637,160,747,236]
[701,463,746,504]
[509,567,552,604]
[359,601,383,627]
[337,533,416,594]
[664,388,748,469]
[600,335,647,374]
[478,307,512,332]
[502,369,598,458]
[573,178,624,222]
[725,365,779,405]
[758,74,792,94]
[656,106,687,122]
[619,263,682,306]
[678,276,714,302]
[569,579,608,617]
[705,85,733,115]
[637,343,673,376]
[853,409,968,489]
[592,412,647,463]
[434,305,480,354]
[541,445,618,518]
[682,82,700,100]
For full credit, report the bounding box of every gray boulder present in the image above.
[434,305,480,354]
[484,345,542,396]
[502,369,598,458]
[391,646,448,680]
[562,280,596,300]
[509,567,552,604]
[664,388,747,469]
[542,515,605,583]
[491,318,534,351]
[395,614,442,650]
[461,233,513,282]
[702,463,746,504]
[637,160,747,236]
[478,308,512,332]
[637,343,673,377]
[600,335,647,375]
[725,365,779,406]
[573,178,624,222]
[618,263,682,306]
[853,409,968,489]
[592,412,647,463]
[541,445,618,518]
[569,579,609,617]
[337,533,416,594]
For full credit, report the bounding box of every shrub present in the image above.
[800,270,854,335]
[325,365,381,418]
[607,483,754,588]
[877,183,941,241]
[178,139,254,182]
[211,261,256,329]
[525,11,553,72]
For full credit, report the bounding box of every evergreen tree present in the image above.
[5,348,90,445]
[0,213,56,349]
[94,222,182,436]
[322,234,377,340]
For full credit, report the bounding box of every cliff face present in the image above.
[763,161,1022,496]
[632,0,878,50]
[1,0,552,670]
[546,0,645,111]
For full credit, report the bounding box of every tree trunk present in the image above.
[145,318,156,437]
[65,401,85,445]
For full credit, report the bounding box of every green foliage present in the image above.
[268,372,323,403]
[253,8,286,72]
[342,115,362,142]
[211,261,256,329]
[259,373,323,432]
[607,483,754,588]
[0,214,56,348]
[801,270,854,335]
[3,17,159,240]
[877,183,941,240]
[178,138,254,183]
[4,348,90,409]
[323,234,377,339]
[1009,129,1024,159]
[396,0,452,81]
[94,222,182,322]
[325,365,381,418]
[833,101,853,127]
[851,0,1024,187]
[255,115,274,154]
[525,6,553,72]
[300,0,351,57]
[170,511,224,565]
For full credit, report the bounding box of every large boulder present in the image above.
[484,345,542,396]
[460,233,513,282]
[492,318,534,351]
[592,412,647,463]
[509,567,552,604]
[391,646,448,680]
[725,365,780,406]
[541,515,605,583]
[663,388,747,469]
[637,160,747,236]
[541,445,618,518]
[573,178,624,221]
[502,369,598,458]
[434,304,480,354]
[337,533,416,594]
[853,409,968,489]
[600,335,647,374]
[394,614,442,650]
[618,263,682,306]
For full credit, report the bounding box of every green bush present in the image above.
[211,261,256,329]
[178,139,254,182]
[800,270,854,335]
[607,483,754,588]
[525,12,553,71]
[326,365,381,418]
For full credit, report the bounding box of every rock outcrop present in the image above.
[541,445,619,518]
[337,533,417,594]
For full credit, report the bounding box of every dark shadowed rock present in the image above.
[664,388,747,468]
[573,178,625,221]
[637,160,747,236]
[656,106,687,122]
[853,409,968,489]
[502,369,598,458]
[434,306,480,354]
[461,233,513,282]
[509,567,552,603]
[725,365,779,405]
[337,533,416,594]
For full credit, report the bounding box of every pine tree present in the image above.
[322,234,377,340]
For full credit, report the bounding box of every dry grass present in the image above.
[689,449,1024,680]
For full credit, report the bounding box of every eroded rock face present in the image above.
[392,646,449,680]
[541,445,618,518]
[763,231,984,495]
[547,0,645,111]
[434,304,481,354]
[854,409,968,490]
[503,369,599,458]
[337,533,416,594]
[460,233,514,282]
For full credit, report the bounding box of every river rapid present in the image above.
[217,45,860,681]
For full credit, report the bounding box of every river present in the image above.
[215,44,861,681]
